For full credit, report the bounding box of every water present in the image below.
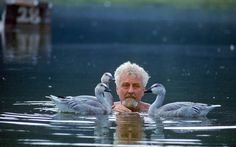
[1,1,236,146]
[1,102,235,146]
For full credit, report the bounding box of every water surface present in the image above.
[1,2,236,146]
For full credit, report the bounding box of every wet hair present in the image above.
[114,61,150,87]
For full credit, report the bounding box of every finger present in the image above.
[113,105,131,112]
[119,106,132,112]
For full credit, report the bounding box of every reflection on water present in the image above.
[162,117,213,134]
[1,26,51,65]
[0,101,236,146]
[0,0,52,65]
[51,113,113,145]
[114,113,144,144]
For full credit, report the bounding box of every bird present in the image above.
[100,72,114,106]
[145,83,221,118]
[56,72,114,105]
[100,72,114,87]
[46,83,113,115]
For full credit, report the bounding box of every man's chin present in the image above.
[121,98,138,111]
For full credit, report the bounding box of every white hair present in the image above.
[114,61,150,87]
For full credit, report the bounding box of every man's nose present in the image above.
[128,86,134,93]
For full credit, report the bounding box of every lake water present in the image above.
[1,1,236,146]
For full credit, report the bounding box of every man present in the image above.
[112,61,150,112]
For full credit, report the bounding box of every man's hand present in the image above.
[112,103,132,112]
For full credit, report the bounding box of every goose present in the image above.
[46,83,113,115]
[56,72,114,104]
[100,72,114,105]
[145,83,221,118]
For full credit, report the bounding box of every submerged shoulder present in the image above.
[139,101,150,111]
[112,101,150,112]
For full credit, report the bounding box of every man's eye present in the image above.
[133,84,141,88]
[122,83,129,88]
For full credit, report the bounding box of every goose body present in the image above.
[145,83,221,118]
[46,83,113,115]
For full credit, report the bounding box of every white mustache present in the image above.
[125,93,136,99]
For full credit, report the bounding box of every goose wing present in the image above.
[60,98,106,114]
[72,95,97,101]
[46,95,106,114]
[71,102,107,115]
[157,102,220,117]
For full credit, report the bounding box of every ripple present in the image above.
[1,100,235,146]
[0,120,51,127]
[165,125,236,131]
[52,133,72,136]
[138,138,202,145]
[20,141,113,146]
[14,101,54,106]
[1,112,52,120]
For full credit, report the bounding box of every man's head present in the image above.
[114,61,150,103]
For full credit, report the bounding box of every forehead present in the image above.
[119,72,142,84]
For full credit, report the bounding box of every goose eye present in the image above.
[101,83,107,88]
[152,84,158,88]
[105,73,111,76]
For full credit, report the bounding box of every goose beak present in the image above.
[110,77,115,81]
[105,87,112,92]
[144,88,152,93]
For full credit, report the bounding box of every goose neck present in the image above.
[150,93,165,110]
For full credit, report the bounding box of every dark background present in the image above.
[0,0,235,111]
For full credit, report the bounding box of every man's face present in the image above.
[116,73,145,102]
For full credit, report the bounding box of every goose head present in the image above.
[144,83,166,95]
[95,83,112,96]
[101,72,115,85]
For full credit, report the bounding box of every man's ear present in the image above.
[116,86,119,93]
[142,87,145,91]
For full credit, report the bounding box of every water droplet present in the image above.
[104,1,111,7]
[219,66,225,69]
[230,44,235,51]
[162,37,167,42]
[91,21,98,27]
[152,29,157,36]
